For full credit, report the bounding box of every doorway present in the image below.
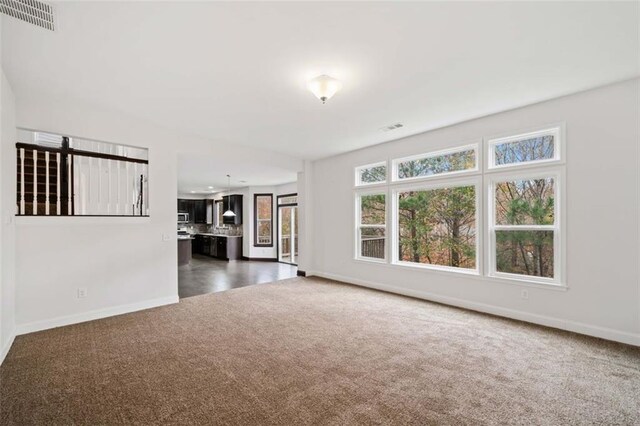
[277,194,298,265]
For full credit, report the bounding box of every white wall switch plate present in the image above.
[521,289,529,300]
[77,287,88,298]
[162,234,171,242]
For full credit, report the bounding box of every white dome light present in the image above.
[307,75,342,104]
[223,174,236,218]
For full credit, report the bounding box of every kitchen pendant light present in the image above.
[307,74,341,104]
[223,174,236,218]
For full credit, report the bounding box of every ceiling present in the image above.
[177,153,297,194]
[2,2,639,162]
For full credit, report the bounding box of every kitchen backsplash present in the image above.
[180,223,243,236]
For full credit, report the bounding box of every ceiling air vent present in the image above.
[380,123,404,132]
[1,0,55,31]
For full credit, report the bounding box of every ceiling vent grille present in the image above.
[380,123,404,132]
[1,0,55,31]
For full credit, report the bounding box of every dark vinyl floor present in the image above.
[178,254,298,298]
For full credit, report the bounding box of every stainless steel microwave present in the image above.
[177,213,189,223]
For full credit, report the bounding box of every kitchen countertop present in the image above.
[194,233,243,238]
[177,235,195,240]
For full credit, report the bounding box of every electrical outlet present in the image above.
[77,287,87,299]
[521,289,529,300]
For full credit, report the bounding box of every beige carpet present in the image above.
[1,277,639,425]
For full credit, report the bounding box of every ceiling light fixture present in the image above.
[307,75,341,104]
[223,174,236,218]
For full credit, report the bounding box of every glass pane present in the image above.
[494,135,554,166]
[257,221,271,244]
[495,178,554,225]
[278,195,297,205]
[397,148,475,180]
[358,164,386,185]
[360,227,385,259]
[279,206,298,264]
[360,194,385,225]
[495,230,554,278]
[398,186,476,269]
[256,196,272,220]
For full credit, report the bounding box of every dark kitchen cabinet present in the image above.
[178,199,211,224]
[222,195,243,225]
[214,236,242,260]
[177,199,195,223]
[193,199,207,224]
[192,235,203,254]
[216,237,226,258]
[192,234,243,260]
[177,199,189,214]
[202,236,212,255]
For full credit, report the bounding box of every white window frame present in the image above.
[486,126,563,171]
[355,161,388,187]
[392,143,479,184]
[350,128,566,289]
[485,168,565,287]
[391,176,481,275]
[354,190,388,262]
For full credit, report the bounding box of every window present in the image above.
[277,194,298,205]
[215,200,223,226]
[486,125,563,285]
[353,125,565,287]
[254,194,273,247]
[488,127,560,169]
[394,145,477,182]
[488,173,560,283]
[356,162,387,186]
[396,183,478,272]
[356,193,386,260]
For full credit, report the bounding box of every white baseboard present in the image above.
[314,271,640,347]
[15,295,180,336]
[0,329,16,366]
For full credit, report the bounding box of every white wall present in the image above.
[310,78,640,345]
[1,67,17,363]
[297,161,314,274]
[10,92,301,335]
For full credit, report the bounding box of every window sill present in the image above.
[351,258,568,291]
[394,260,479,276]
[354,256,387,264]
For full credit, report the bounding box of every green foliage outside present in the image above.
[398,150,475,179]
[360,166,386,184]
[495,178,555,278]
[358,143,555,277]
[398,186,476,268]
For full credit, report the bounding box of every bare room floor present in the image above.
[2,277,639,425]
[178,254,297,298]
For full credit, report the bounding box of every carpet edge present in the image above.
[314,271,640,347]
[14,294,180,336]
